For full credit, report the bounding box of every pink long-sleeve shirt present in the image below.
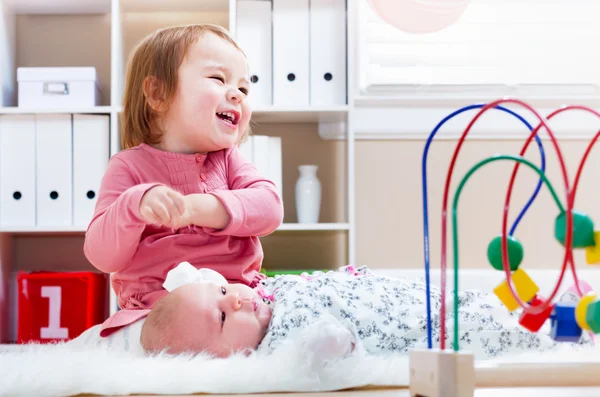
[84,143,283,337]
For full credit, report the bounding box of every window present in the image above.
[357,0,600,101]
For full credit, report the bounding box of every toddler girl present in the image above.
[83,24,283,339]
[141,263,591,361]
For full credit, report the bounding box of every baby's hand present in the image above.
[139,186,188,229]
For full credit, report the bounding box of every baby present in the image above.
[140,263,592,361]
[140,263,272,357]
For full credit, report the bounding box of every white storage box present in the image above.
[17,67,101,109]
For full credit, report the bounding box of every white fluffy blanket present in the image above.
[0,340,409,397]
[3,340,600,397]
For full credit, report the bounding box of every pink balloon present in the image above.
[367,0,472,34]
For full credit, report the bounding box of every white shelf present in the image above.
[121,0,228,13]
[0,226,87,234]
[0,106,115,115]
[251,105,348,124]
[4,0,111,14]
[0,223,349,234]
[276,223,350,231]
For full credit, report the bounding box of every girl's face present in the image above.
[156,32,251,154]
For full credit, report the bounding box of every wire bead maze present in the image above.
[421,98,600,352]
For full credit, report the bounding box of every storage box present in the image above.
[17,67,101,109]
[16,271,108,344]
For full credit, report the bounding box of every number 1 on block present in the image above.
[40,286,68,339]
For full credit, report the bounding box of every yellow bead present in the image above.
[585,231,600,264]
[576,294,597,330]
[493,269,539,312]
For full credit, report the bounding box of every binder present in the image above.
[0,115,36,228]
[236,0,273,107]
[273,0,310,106]
[310,0,347,105]
[268,136,283,199]
[73,114,109,227]
[35,114,73,227]
[238,136,254,163]
[251,135,270,179]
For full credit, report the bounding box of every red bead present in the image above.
[519,295,554,332]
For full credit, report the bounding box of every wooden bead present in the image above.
[550,301,582,342]
[487,235,523,271]
[518,295,553,332]
[555,210,595,248]
[493,269,539,312]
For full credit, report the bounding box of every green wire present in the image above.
[451,154,564,351]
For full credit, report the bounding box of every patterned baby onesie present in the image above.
[255,266,590,360]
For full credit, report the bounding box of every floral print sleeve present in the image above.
[255,266,591,360]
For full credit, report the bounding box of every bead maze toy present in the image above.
[409,98,600,396]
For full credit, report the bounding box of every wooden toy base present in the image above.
[476,359,600,388]
[410,347,600,393]
[409,348,476,397]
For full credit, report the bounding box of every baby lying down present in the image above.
[139,263,591,361]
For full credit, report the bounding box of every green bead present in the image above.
[487,235,523,271]
[554,210,595,248]
[586,300,600,333]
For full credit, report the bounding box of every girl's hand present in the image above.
[139,186,188,228]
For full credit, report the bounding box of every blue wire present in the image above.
[421,104,544,349]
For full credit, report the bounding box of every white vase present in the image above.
[295,165,321,224]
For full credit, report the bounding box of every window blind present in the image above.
[358,0,600,96]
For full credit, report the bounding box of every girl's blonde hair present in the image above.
[120,24,250,150]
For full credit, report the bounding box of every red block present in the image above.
[519,295,554,332]
[17,271,108,344]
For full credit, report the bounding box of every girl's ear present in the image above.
[143,76,167,112]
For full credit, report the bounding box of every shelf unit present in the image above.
[0,0,357,343]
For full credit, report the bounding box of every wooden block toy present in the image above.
[518,295,553,332]
[555,210,595,248]
[585,231,600,264]
[409,348,475,397]
[586,299,600,333]
[575,293,596,331]
[493,268,539,312]
[550,301,582,342]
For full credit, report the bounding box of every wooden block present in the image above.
[585,231,600,264]
[408,348,475,397]
[493,268,539,312]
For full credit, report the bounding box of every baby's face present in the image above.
[178,281,272,357]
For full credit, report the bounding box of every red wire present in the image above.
[501,106,599,315]
[440,99,595,348]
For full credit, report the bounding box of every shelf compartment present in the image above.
[0,4,112,108]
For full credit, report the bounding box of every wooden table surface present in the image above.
[79,386,600,397]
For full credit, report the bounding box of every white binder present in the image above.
[268,136,283,199]
[35,114,73,227]
[273,0,310,106]
[73,114,109,227]
[236,0,272,107]
[310,0,347,105]
[238,136,253,163]
[0,115,36,228]
[251,135,270,179]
